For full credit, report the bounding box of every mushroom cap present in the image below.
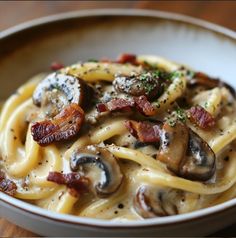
[33,72,93,117]
[188,72,235,97]
[180,129,216,181]
[157,122,189,173]
[70,145,123,197]
[134,185,179,218]
[157,122,216,181]
[113,72,164,101]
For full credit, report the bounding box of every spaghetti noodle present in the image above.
[0,54,236,220]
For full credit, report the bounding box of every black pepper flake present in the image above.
[224,156,230,162]
[114,211,118,214]
[118,203,124,209]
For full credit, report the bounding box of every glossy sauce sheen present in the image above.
[0,56,236,221]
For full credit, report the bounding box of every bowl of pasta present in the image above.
[0,9,236,237]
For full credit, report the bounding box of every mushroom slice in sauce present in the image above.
[157,122,216,181]
[188,72,235,97]
[134,185,179,218]
[180,130,216,181]
[157,122,189,173]
[33,72,93,117]
[113,72,164,101]
[70,145,123,197]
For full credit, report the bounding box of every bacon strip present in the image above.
[116,53,138,65]
[31,103,84,146]
[134,96,156,116]
[50,62,64,71]
[96,103,108,113]
[188,105,215,129]
[107,98,135,112]
[47,171,90,196]
[125,120,161,143]
[96,96,156,116]
[0,171,17,196]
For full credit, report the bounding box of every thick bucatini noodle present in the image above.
[0,54,236,220]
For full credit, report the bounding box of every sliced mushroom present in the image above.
[134,185,179,218]
[157,122,189,173]
[33,72,93,117]
[70,145,123,197]
[157,122,216,181]
[180,130,216,181]
[113,72,164,101]
[188,72,235,97]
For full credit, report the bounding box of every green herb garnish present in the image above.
[170,71,184,80]
[88,59,98,63]
[176,107,187,122]
[186,70,195,78]
[166,107,187,127]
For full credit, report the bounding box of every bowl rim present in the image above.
[0,8,236,229]
[0,8,235,40]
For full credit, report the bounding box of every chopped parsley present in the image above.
[53,84,61,91]
[166,107,187,127]
[170,71,184,80]
[204,102,209,108]
[139,71,159,94]
[176,107,187,122]
[88,58,98,63]
[186,70,195,78]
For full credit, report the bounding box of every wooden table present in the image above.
[0,1,236,237]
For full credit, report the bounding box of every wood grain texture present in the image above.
[0,218,36,237]
[0,1,236,237]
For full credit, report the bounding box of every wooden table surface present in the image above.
[0,1,236,237]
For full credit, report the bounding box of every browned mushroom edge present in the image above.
[133,185,180,218]
[157,121,216,181]
[33,72,94,117]
[187,71,235,98]
[70,145,123,197]
[157,122,189,173]
[113,71,166,101]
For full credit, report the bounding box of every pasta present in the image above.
[1,54,236,220]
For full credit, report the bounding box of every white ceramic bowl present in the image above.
[0,9,236,236]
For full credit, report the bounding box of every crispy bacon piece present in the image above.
[100,54,138,65]
[96,96,156,116]
[31,103,84,146]
[116,53,138,65]
[0,171,17,196]
[107,98,135,112]
[47,171,90,196]
[188,105,215,129]
[96,103,108,113]
[50,62,64,71]
[134,96,156,116]
[125,120,161,143]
